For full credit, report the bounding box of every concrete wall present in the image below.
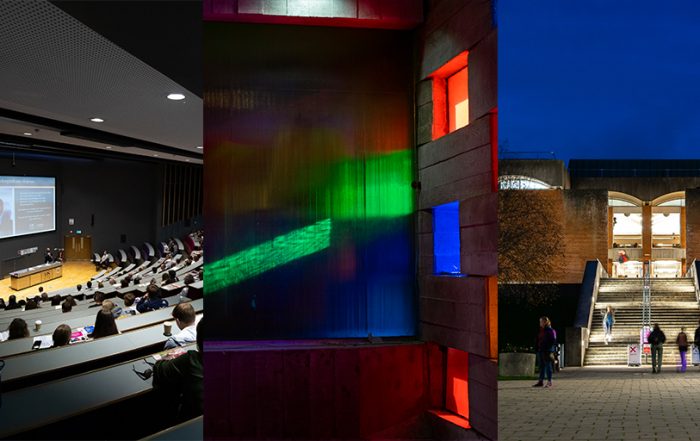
[415,1,497,439]
[572,176,700,201]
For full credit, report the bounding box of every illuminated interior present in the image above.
[447,67,469,132]
[609,193,685,278]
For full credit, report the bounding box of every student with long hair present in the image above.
[91,309,119,339]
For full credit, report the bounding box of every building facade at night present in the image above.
[204,0,497,439]
[499,159,700,367]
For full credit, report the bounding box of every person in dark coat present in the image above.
[153,318,203,422]
[533,316,557,388]
[649,323,667,374]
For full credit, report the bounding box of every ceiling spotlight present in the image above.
[23,132,32,136]
[105,146,112,149]
[90,117,104,123]
[196,145,203,149]
[167,93,186,101]
[153,154,159,157]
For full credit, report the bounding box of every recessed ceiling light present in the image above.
[185,159,190,162]
[153,154,159,157]
[90,117,104,123]
[167,93,186,101]
[23,132,32,136]
[105,146,112,149]
[196,146,203,149]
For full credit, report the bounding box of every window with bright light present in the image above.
[433,201,461,275]
[447,67,469,132]
[446,347,469,420]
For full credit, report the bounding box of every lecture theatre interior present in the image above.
[204,0,498,439]
[0,1,203,439]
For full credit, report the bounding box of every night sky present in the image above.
[498,0,700,162]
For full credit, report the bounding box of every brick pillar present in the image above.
[642,203,652,265]
[681,206,687,273]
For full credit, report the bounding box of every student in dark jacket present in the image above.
[649,323,667,374]
[5,294,19,310]
[153,318,203,422]
[137,284,169,313]
[533,316,557,388]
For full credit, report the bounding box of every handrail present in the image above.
[685,259,700,305]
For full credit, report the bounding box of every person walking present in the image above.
[532,316,557,388]
[603,306,615,344]
[649,323,666,374]
[677,327,689,373]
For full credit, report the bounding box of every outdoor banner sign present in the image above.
[628,344,641,366]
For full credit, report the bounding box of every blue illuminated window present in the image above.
[433,201,462,275]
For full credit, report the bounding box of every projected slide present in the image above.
[0,176,56,239]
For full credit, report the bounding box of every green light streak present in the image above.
[330,149,413,219]
[205,218,332,294]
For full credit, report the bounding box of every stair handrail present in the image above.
[685,259,700,305]
[573,260,608,365]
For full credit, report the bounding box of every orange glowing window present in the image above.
[429,51,469,140]
[445,347,469,420]
[447,67,469,132]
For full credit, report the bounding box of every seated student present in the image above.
[38,286,44,296]
[164,303,197,349]
[40,292,49,304]
[86,280,93,290]
[99,250,110,269]
[122,293,139,316]
[25,299,38,310]
[76,283,82,293]
[0,298,4,309]
[0,318,30,341]
[161,272,172,286]
[5,294,19,310]
[90,309,119,339]
[52,324,71,347]
[120,278,130,289]
[65,294,77,307]
[90,291,106,308]
[137,284,169,313]
[101,299,123,318]
[179,274,196,301]
[168,269,179,283]
[153,318,203,422]
[62,300,73,313]
[51,295,61,306]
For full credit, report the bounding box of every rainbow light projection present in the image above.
[205,218,332,294]
[205,23,416,339]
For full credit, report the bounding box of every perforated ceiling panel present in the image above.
[0,0,202,162]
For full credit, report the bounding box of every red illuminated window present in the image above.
[429,51,469,140]
[447,67,469,132]
[445,347,469,419]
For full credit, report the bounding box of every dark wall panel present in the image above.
[0,151,172,276]
[204,23,416,339]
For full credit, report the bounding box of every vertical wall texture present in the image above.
[204,23,416,339]
[415,1,497,438]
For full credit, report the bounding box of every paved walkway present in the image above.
[499,365,700,440]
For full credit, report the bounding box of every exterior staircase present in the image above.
[584,278,700,366]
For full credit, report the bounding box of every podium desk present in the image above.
[9,262,63,290]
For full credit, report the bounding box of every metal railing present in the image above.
[685,259,700,305]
